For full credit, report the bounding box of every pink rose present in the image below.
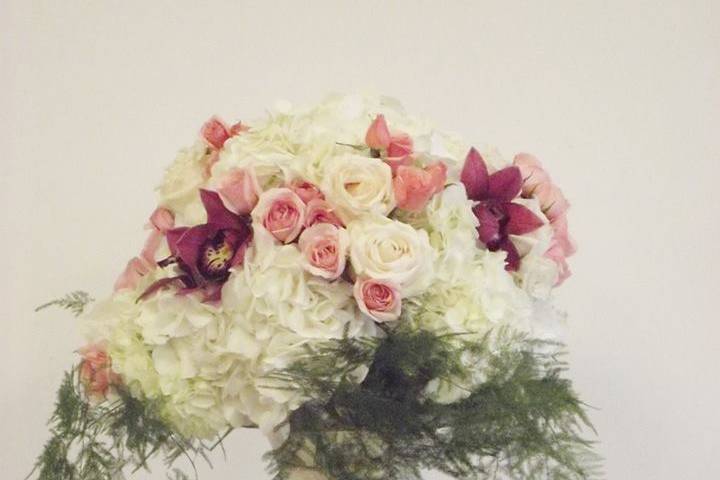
[200,116,231,150]
[353,277,402,323]
[298,223,349,280]
[289,179,325,204]
[218,168,261,215]
[393,161,448,212]
[252,188,306,243]
[304,199,344,228]
[78,344,121,403]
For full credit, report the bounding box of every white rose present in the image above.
[322,155,395,223]
[348,217,434,296]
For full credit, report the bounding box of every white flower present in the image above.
[348,217,434,297]
[158,141,209,225]
[322,155,395,223]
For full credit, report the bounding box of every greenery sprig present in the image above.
[28,369,228,480]
[265,327,601,480]
[35,291,94,317]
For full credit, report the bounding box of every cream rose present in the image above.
[348,217,434,296]
[321,155,395,223]
[252,188,306,243]
[298,223,349,280]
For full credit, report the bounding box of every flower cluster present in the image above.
[80,94,576,444]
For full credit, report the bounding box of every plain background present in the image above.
[2,1,719,478]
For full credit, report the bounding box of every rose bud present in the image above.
[298,223,349,280]
[78,344,121,403]
[200,116,231,150]
[304,199,344,228]
[365,114,392,150]
[353,277,402,323]
[251,188,306,243]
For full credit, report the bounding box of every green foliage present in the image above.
[28,369,227,480]
[266,327,601,480]
[35,291,94,317]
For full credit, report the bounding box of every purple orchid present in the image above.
[139,189,252,301]
[460,148,543,271]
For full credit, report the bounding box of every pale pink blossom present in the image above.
[393,161,447,212]
[513,153,576,284]
[513,153,551,195]
[252,188,306,243]
[78,344,121,403]
[114,256,153,291]
[218,168,261,214]
[289,179,325,204]
[304,199,344,228]
[353,277,402,323]
[298,223,349,280]
[534,183,570,221]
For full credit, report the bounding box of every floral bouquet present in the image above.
[30,95,598,480]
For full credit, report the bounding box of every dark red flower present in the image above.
[461,148,543,271]
[139,189,252,301]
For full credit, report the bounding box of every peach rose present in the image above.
[218,168,261,215]
[304,199,344,228]
[393,161,448,212]
[252,188,306,243]
[364,114,414,173]
[385,132,414,173]
[353,277,402,323]
[298,223,349,280]
[78,344,121,403]
[289,179,325,204]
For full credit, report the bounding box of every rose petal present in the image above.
[460,147,489,200]
[488,166,522,202]
[503,202,544,235]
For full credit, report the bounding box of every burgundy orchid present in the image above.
[460,148,543,271]
[139,189,252,301]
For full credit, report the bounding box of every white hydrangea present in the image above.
[158,141,210,225]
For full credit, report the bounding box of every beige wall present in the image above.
[2,1,719,478]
